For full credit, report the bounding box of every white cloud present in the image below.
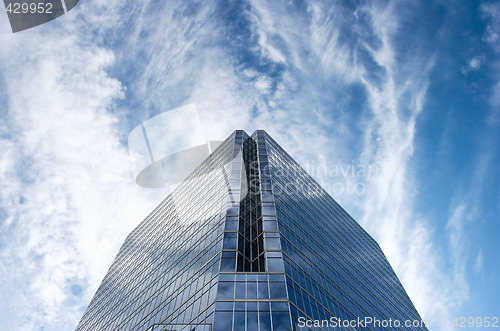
[237,2,470,326]
[469,56,483,70]
[0,1,481,330]
[481,3,500,52]
[461,55,485,75]
[0,1,162,330]
[480,2,500,124]
[445,201,471,298]
[474,249,484,277]
[341,3,469,328]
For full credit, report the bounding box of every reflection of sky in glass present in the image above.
[169,144,245,224]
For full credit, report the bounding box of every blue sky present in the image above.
[0,0,499,330]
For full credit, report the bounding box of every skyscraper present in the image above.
[76,130,426,331]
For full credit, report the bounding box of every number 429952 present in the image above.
[5,2,53,14]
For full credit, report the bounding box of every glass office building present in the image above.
[76,130,427,331]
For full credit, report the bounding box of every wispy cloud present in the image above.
[352,5,484,330]
[481,3,500,52]
[461,55,485,75]
[481,2,500,124]
[0,0,492,330]
[226,1,471,326]
[474,249,484,278]
[0,1,161,329]
[175,0,472,325]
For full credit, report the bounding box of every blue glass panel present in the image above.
[262,206,276,215]
[216,301,233,311]
[247,301,258,311]
[235,282,245,299]
[258,281,269,299]
[235,301,245,311]
[259,311,272,331]
[247,282,257,299]
[220,274,235,281]
[271,302,289,312]
[259,302,270,311]
[227,207,239,215]
[269,274,285,282]
[265,238,281,250]
[247,274,257,281]
[213,311,233,331]
[263,221,278,231]
[269,282,287,299]
[272,312,292,331]
[216,281,234,299]
[225,220,238,231]
[267,257,284,272]
[223,237,237,249]
[234,311,245,331]
[247,311,258,330]
[220,258,236,272]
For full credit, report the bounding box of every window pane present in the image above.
[247,281,257,299]
[263,221,278,231]
[264,238,281,250]
[220,257,236,272]
[272,311,292,331]
[233,311,245,331]
[259,310,272,331]
[213,311,233,331]
[216,281,234,299]
[258,281,269,299]
[223,237,237,249]
[235,282,245,299]
[247,311,258,331]
[225,220,238,231]
[269,282,287,299]
[216,301,233,311]
[267,257,284,272]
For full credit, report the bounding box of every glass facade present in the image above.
[76,130,427,331]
